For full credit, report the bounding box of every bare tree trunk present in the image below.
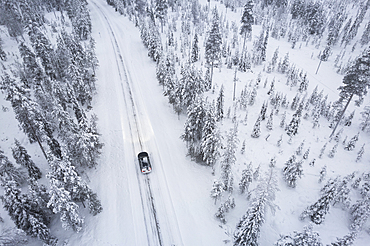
[330,93,354,138]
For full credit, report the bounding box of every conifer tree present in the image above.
[234,168,278,246]
[239,164,253,194]
[330,231,357,246]
[319,143,327,159]
[319,166,327,183]
[211,180,224,205]
[282,155,303,188]
[280,111,286,128]
[275,223,322,246]
[328,142,338,158]
[286,110,301,136]
[251,116,261,138]
[205,7,222,87]
[266,111,273,130]
[12,139,42,180]
[360,106,370,132]
[350,197,370,231]
[0,148,26,185]
[344,133,359,151]
[303,148,310,160]
[240,0,254,55]
[155,0,168,33]
[331,47,370,137]
[301,178,338,224]
[191,33,199,63]
[201,104,221,168]
[296,141,305,156]
[221,123,239,192]
[216,85,225,121]
[356,144,365,162]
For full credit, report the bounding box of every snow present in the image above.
[0,0,369,245]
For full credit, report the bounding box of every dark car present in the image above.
[138,152,152,174]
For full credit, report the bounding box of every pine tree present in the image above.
[286,110,301,136]
[205,7,222,87]
[155,0,168,33]
[251,116,261,138]
[12,139,42,180]
[350,197,370,231]
[296,141,305,155]
[328,142,338,158]
[280,111,286,128]
[216,85,225,121]
[301,178,338,224]
[303,148,310,160]
[356,144,365,162]
[266,111,274,130]
[239,164,253,194]
[275,224,322,246]
[319,166,327,183]
[344,133,359,151]
[319,143,327,159]
[201,104,221,168]
[0,148,26,185]
[0,37,6,61]
[240,0,254,54]
[333,175,353,209]
[330,231,357,246]
[221,123,239,192]
[240,140,246,154]
[282,155,303,188]
[331,47,370,137]
[211,180,224,204]
[360,106,370,132]
[280,53,289,74]
[234,168,278,246]
[191,33,199,63]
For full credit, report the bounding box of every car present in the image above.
[138,152,152,174]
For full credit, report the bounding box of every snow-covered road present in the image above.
[67,1,225,245]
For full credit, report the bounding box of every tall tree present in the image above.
[240,0,254,55]
[12,139,42,180]
[234,168,278,246]
[331,47,370,137]
[155,0,168,33]
[205,7,222,88]
[221,123,239,192]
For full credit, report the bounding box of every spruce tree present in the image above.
[12,139,42,180]
[360,106,370,132]
[251,116,261,138]
[239,164,253,194]
[216,85,225,121]
[234,168,278,246]
[344,133,359,151]
[356,144,365,162]
[191,33,199,63]
[301,178,338,224]
[282,155,303,188]
[221,123,239,192]
[331,47,370,137]
[330,231,357,246]
[211,180,224,204]
[0,148,26,185]
[240,0,254,54]
[205,7,222,87]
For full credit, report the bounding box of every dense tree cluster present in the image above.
[0,0,102,243]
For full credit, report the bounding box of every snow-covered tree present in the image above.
[331,47,370,137]
[211,180,224,204]
[12,139,42,180]
[356,144,365,162]
[201,104,221,169]
[234,168,278,246]
[303,148,310,160]
[216,85,224,121]
[155,0,168,32]
[205,7,222,87]
[301,178,338,224]
[275,223,322,246]
[0,147,26,185]
[328,142,338,158]
[344,133,359,151]
[240,0,254,54]
[191,33,199,63]
[319,143,327,159]
[239,164,253,194]
[329,231,357,246]
[360,106,370,132]
[319,166,327,183]
[282,155,303,188]
[350,197,370,231]
[251,116,261,138]
[221,123,239,192]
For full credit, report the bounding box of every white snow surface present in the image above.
[0,0,370,245]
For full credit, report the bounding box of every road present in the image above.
[62,1,225,246]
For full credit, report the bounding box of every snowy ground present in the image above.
[0,0,370,245]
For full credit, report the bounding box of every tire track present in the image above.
[90,1,163,245]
